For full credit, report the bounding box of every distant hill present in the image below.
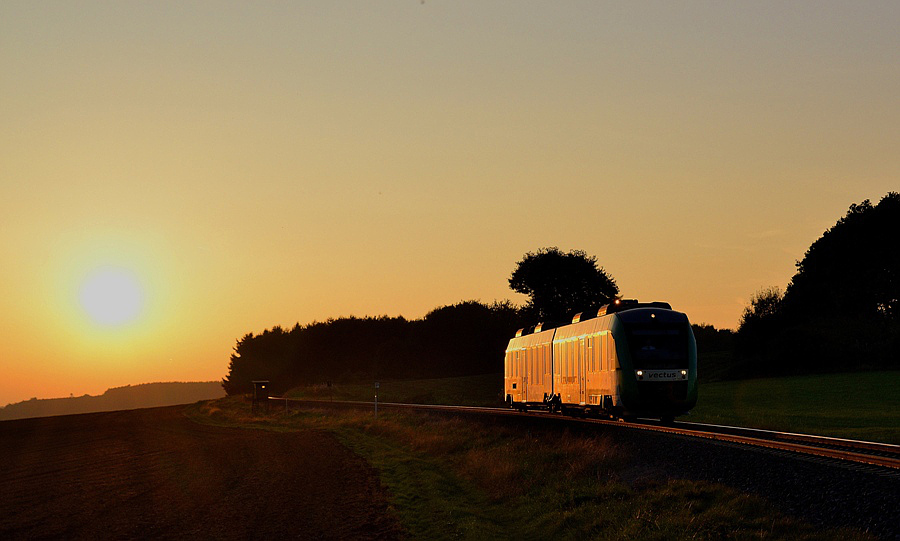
[0,382,225,421]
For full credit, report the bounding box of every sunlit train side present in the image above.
[504,300,698,421]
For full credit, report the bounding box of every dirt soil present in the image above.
[0,406,405,540]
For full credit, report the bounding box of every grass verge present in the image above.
[186,396,872,540]
[285,373,504,407]
[688,371,900,444]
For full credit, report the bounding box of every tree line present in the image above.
[222,301,523,396]
[222,192,899,394]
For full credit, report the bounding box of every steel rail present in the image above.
[272,397,900,470]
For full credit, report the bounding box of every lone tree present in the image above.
[509,247,619,323]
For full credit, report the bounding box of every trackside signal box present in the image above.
[251,380,270,414]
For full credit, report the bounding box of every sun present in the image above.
[78,267,146,326]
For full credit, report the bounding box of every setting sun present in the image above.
[78,267,145,327]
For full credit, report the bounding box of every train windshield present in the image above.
[625,325,689,369]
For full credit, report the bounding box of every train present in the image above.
[503,299,697,421]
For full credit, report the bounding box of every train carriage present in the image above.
[504,299,698,420]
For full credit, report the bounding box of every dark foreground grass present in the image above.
[689,371,900,444]
[187,397,872,540]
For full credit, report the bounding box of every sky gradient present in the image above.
[2,1,897,406]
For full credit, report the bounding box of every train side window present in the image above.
[538,347,544,385]
[553,343,560,376]
[522,348,526,380]
[530,347,535,384]
[574,340,579,376]
[529,347,535,382]
[544,344,548,378]
[545,344,551,379]
[524,348,529,380]
[561,343,566,378]
[543,346,548,384]
[587,339,593,372]
[571,341,576,376]
[588,336,593,372]
[600,334,606,371]
[559,343,564,378]
[542,346,547,385]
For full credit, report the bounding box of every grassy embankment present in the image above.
[187,397,869,540]
[286,371,900,444]
[689,371,900,444]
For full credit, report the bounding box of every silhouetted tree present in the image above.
[780,193,900,372]
[739,287,783,326]
[509,247,619,323]
[419,300,524,375]
[783,192,900,320]
[735,192,900,376]
[692,324,735,352]
[734,287,785,376]
[691,323,736,382]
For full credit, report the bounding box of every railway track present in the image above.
[275,398,900,471]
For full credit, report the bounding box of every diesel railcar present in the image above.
[504,299,697,421]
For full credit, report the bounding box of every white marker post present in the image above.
[374,382,380,420]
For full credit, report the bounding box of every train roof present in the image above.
[596,299,672,316]
[509,299,682,345]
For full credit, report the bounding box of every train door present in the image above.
[578,337,587,404]
[520,349,528,402]
[544,343,553,400]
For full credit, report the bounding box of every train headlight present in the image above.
[636,370,643,380]
[681,370,687,379]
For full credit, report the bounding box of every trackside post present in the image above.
[374,382,379,420]
[375,381,379,421]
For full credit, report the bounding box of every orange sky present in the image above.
[1,2,897,406]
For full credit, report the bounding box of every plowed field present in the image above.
[0,406,403,540]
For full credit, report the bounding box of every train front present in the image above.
[613,306,698,419]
